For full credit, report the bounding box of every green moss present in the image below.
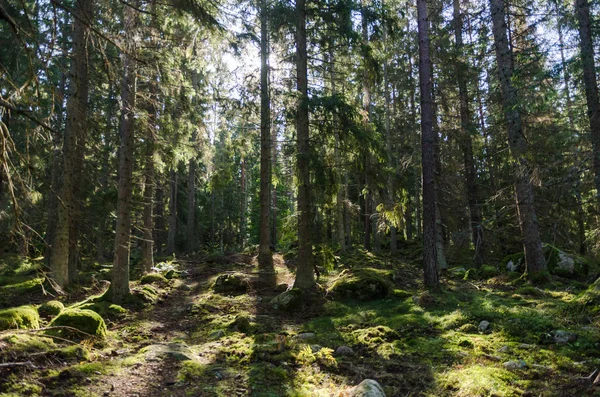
[74,301,127,320]
[47,309,107,340]
[37,300,65,317]
[328,268,394,301]
[0,305,40,330]
[464,265,498,280]
[51,344,91,361]
[213,273,249,295]
[514,286,545,297]
[348,325,399,348]
[1,333,55,353]
[140,272,169,285]
[437,365,522,396]
[2,374,43,396]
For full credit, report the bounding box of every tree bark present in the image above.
[167,167,178,255]
[186,134,197,253]
[575,0,600,205]
[293,0,315,290]
[141,113,155,274]
[490,0,546,276]
[154,177,165,255]
[453,0,485,267]
[50,0,92,289]
[417,0,439,288]
[111,2,138,302]
[258,0,272,268]
[361,0,371,252]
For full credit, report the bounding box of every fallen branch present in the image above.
[0,360,36,368]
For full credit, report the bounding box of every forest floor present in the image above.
[1,246,600,396]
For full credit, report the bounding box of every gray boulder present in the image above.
[350,379,386,397]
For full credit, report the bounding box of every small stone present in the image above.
[553,330,577,344]
[334,346,355,357]
[498,345,510,353]
[503,360,527,370]
[349,379,386,397]
[181,284,192,291]
[518,343,535,349]
[297,332,315,339]
[310,344,322,353]
[478,320,490,332]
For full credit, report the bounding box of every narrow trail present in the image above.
[88,254,296,397]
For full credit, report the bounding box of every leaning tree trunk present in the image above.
[453,0,485,267]
[293,0,315,290]
[111,2,138,302]
[50,0,92,289]
[258,0,272,268]
[490,0,546,276]
[575,0,600,207]
[417,0,439,288]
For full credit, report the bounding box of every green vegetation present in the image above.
[140,272,169,285]
[47,309,107,340]
[0,305,40,330]
[37,300,65,317]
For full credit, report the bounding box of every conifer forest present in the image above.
[4,0,600,395]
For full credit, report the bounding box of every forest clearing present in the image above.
[3,0,600,395]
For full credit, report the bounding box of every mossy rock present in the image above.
[37,300,64,318]
[76,301,127,320]
[230,314,252,333]
[213,273,249,295]
[328,268,394,301]
[140,272,169,285]
[1,333,55,353]
[51,344,91,361]
[48,309,107,340]
[271,288,303,311]
[464,265,498,281]
[543,244,590,278]
[0,305,40,330]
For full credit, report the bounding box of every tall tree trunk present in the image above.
[417,0,439,288]
[408,49,422,239]
[361,1,371,252]
[154,177,165,255]
[167,167,178,255]
[240,150,247,249]
[111,2,138,302]
[141,114,155,274]
[575,0,600,205]
[490,0,546,276]
[258,0,272,268]
[293,0,315,290]
[453,0,485,267]
[186,134,197,253]
[46,31,68,264]
[383,37,397,254]
[50,0,92,289]
[271,116,278,249]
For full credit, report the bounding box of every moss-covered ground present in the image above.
[0,249,599,396]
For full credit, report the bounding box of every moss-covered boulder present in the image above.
[464,265,499,281]
[140,272,169,285]
[0,305,40,330]
[271,288,303,311]
[76,301,127,320]
[213,273,249,295]
[37,300,64,318]
[543,244,590,278]
[48,309,107,340]
[328,268,394,301]
[503,245,591,278]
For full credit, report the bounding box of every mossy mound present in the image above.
[328,268,394,301]
[464,265,498,281]
[48,309,107,340]
[271,288,303,311]
[75,301,128,320]
[213,273,249,295]
[37,300,64,318]
[0,333,55,354]
[0,305,40,330]
[502,245,592,279]
[140,272,169,285]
